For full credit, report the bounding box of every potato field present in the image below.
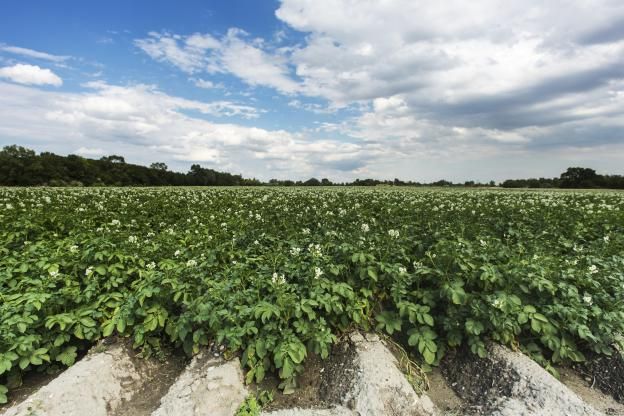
[1,187,623,403]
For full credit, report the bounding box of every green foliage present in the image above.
[235,395,261,416]
[1,187,623,403]
[235,391,273,416]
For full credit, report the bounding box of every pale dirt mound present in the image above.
[6,336,624,416]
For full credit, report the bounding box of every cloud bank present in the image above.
[0,64,63,86]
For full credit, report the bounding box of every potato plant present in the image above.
[1,187,623,402]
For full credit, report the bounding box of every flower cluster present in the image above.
[272,272,286,284]
[388,229,400,239]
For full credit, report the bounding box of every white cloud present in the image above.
[276,0,624,117]
[192,78,215,88]
[3,1,624,182]
[0,81,372,180]
[135,29,299,93]
[75,147,106,156]
[0,64,63,86]
[0,45,70,62]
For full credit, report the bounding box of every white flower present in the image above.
[110,219,120,226]
[480,239,487,247]
[302,228,311,235]
[146,262,156,270]
[186,259,197,267]
[49,270,59,277]
[314,267,324,279]
[398,266,407,274]
[290,246,302,256]
[174,250,181,257]
[272,272,286,284]
[309,243,322,257]
[388,229,400,239]
[69,245,79,253]
[583,294,593,306]
[588,265,598,274]
[361,223,370,233]
[43,196,51,204]
[85,266,94,276]
[128,235,138,244]
[603,235,609,243]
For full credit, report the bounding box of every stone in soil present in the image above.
[151,354,248,416]
[442,344,601,416]
[262,406,356,416]
[321,332,438,416]
[1,342,156,416]
[263,332,439,416]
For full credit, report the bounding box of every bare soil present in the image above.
[440,347,519,415]
[255,351,339,411]
[0,368,60,409]
[576,351,624,404]
[111,339,188,416]
[426,367,465,415]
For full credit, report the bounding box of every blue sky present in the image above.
[1,1,623,182]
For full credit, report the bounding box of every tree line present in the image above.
[501,167,624,189]
[1,145,622,188]
[0,145,260,186]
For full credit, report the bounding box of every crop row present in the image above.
[1,188,623,402]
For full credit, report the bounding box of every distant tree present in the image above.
[431,179,453,187]
[303,178,321,186]
[0,145,36,158]
[321,178,332,186]
[150,162,168,171]
[560,167,598,188]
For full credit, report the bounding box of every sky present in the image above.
[1,0,623,183]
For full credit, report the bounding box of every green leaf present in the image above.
[465,319,484,336]
[0,356,12,375]
[255,339,267,359]
[367,268,378,281]
[102,320,115,337]
[423,348,436,365]
[0,384,7,404]
[56,346,78,366]
[287,343,306,364]
[19,357,30,370]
